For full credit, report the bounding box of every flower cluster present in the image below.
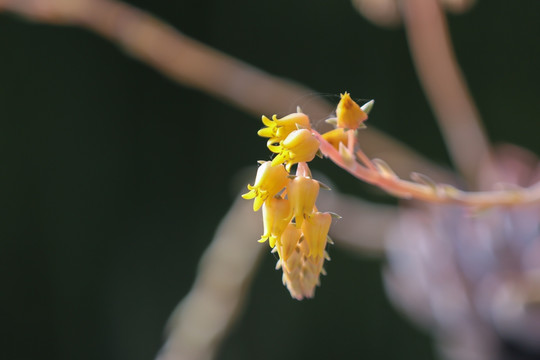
[242,111,335,299]
[243,94,367,300]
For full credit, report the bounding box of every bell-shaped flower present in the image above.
[276,223,302,263]
[287,175,320,228]
[242,161,289,211]
[260,197,293,248]
[336,92,367,130]
[321,127,349,150]
[257,112,311,143]
[301,212,332,260]
[268,129,320,172]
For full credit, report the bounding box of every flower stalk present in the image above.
[244,91,540,300]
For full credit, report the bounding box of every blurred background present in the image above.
[1,1,540,359]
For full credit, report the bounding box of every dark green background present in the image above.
[1,1,539,359]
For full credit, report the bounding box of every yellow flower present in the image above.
[242,161,289,211]
[245,104,341,300]
[287,175,320,228]
[268,129,320,172]
[321,128,349,150]
[260,197,293,248]
[301,212,332,260]
[336,92,367,130]
[276,223,302,263]
[257,112,311,143]
[280,234,326,300]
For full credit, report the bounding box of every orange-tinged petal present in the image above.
[301,212,332,260]
[336,92,367,130]
[277,224,302,262]
[321,128,348,150]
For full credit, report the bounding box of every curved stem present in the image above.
[399,0,494,188]
[314,129,540,206]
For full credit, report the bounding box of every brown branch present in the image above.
[0,0,449,181]
[400,0,494,188]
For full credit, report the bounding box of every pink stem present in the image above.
[400,0,494,188]
[296,162,312,178]
[313,128,540,206]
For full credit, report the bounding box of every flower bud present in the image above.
[336,92,367,130]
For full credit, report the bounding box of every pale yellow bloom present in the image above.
[242,161,289,211]
[287,175,319,228]
[336,92,367,130]
[276,223,302,263]
[301,212,332,260]
[260,197,293,248]
[268,129,320,172]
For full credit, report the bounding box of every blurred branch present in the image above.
[156,183,398,360]
[0,0,450,180]
[400,0,493,188]
[351,0,476,27]
[156,195,264,360]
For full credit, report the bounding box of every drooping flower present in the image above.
[242,161,289,211]
[276,223,302,263]
[258,112,311,144]
[336,92,367,130]
[268,129,320,172]
[287,175,320,228]
[301,212,332,260]
[260,197,293,248]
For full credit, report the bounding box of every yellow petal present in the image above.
[253,196,265,211]
[241,189,256,200]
